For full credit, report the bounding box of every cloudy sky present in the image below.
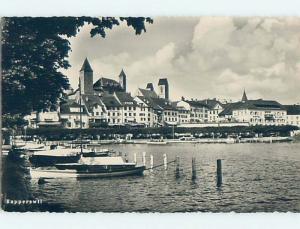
[62,17,300,104]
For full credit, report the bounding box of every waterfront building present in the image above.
[200,99,224,122]
[60,100,89,128]
[283,105,300,127]
[231,91,287,126]
[134,96,157,127]
[114,92,139,126]
[24,111,61,128]
[101,94,123,126]
[185,100,210,123]
[81,94,108,127]
[173,100,191,124]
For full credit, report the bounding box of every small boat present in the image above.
[81,148,111,157]
[30,156,145,179]
[29,148,81,167]
[147,139,168,145]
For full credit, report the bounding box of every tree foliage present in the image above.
[1,17,153,115]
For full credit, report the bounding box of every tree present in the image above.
[1,17,153,116]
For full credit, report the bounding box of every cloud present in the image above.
[63,17,300,104]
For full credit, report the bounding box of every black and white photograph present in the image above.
[1,15,300,214]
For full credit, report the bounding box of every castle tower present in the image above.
[146,83,154,91]
[79,58,93,95]
[158,78,169,99]
[119,69,127,92]
[241,89,248,102]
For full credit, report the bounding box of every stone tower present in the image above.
[119,69,127,92]
[79,58,93,95]
[158,78,169,99]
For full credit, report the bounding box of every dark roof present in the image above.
[119,69,126,77]
[219,99,284,116]
[146,83,154,91]
[219,102,243,116]
[198,99,224,109]
[151,98,177,110]
[93,77,121,89]
[238,99,284,110]
[158,78,168,85]
[242,90,248,102]
[101,95,122,107]
[283,105,300,115]
[60,100,88,115]
[185,100,210,109]
[80,58,93,72]
[115,92,137,106]
[81,95,104,113]
[138,88,159,98]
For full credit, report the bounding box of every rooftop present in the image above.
[80,58,93,72]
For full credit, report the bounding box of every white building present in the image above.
[284,105,300,127]
[232,99,287,126]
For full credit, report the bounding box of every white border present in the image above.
[1,0,300,228]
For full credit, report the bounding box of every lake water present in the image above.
[2,142,300,212]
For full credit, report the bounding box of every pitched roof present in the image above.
[146,83,154,91]
[115,92,137,106]
[283,105,300,115]
[101,95,122,107]
[80,58,93,72]
[242,90,248,102]
[138,88,159,98]
[238,99,284,110]
[60,100,88,115]
[119,69,126,77]
[219,102,243,116]
[93,77,122,92]
[185,100,210,109]
[158,78,168,85]
[198,99,224,109]
[151,98,177,110]
[81,95,105,113]
[219,99,284,116]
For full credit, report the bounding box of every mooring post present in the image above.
[163,154,168,170]
[133,153,137,165]
[142,152,146,166]
[175,156,180,178]
[217,159,222,187]
[150,154,154,170]
[192,157,196,180]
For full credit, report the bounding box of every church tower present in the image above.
[158,78,169,100]
[79,58,93,95]
[119,69,127,92]
[241,89,248,102]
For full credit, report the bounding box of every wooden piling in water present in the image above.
[192,157,196,180]
[150,155,154,170]
[133,153,137,164]
[163,154,167,170]
[142,152,146,166]
[217,159,222,187]
[175,156,180,178]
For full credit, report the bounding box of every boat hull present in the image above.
[30,166,145,179]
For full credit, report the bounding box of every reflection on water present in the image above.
[3,142,300,212]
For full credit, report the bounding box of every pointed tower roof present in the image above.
[242,89,248,102]
[80,58,93,72]
[119,69,126,76]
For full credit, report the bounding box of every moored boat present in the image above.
[30,156,145,179]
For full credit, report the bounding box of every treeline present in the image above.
[24,125,299,141]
